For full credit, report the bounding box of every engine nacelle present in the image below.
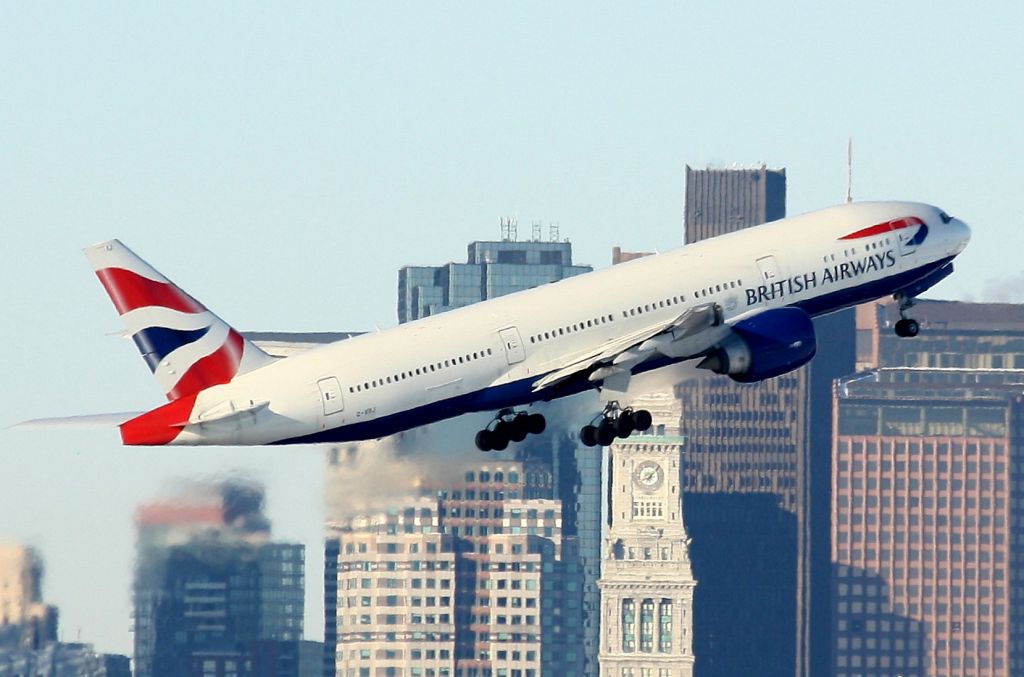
[697,307,817,383]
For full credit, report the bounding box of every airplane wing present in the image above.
[532,302,739,394]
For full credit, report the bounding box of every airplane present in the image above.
[73,200,968,449]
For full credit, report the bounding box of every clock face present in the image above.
[632,460,664,491]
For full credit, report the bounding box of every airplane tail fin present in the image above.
[84,239,277,402]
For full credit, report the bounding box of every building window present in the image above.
[622,599,636,652]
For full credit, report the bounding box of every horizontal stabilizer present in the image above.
[12,412,142,429]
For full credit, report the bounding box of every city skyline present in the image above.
[3,2,1024,657]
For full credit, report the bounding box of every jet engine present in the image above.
[697,307,816,383]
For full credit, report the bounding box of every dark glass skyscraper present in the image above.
[133,481,310,677]
[398,238,592,323]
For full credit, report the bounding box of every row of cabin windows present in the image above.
[694,279,742,299]
[528,313,615,345]
[622,294,686,319]
[350,348,495,393]
[823,237,893,263]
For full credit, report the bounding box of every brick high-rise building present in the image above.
[832,367,1024,676]
[683,165,786,243]
[676,165,854,677]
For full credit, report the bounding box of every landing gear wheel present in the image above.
[475,430,493,452]
[527,413,546,435]
[597,419,617,446]
[895,318,919,338]
[615,411,635,437]
[508,415,529,442]
[580,425,599,447]
[633,409,653,432]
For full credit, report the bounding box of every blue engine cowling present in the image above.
[697,307,817,383]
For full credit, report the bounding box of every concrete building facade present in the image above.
[326,458,585,677]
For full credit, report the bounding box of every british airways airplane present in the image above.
[77,201,968,449]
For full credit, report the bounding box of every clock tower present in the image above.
[599,434,696,677]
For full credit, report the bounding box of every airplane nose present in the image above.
[951,218,971,254]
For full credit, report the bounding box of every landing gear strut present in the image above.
[475,409,546,452]
[579,402,653,447]
[894,293,920,338]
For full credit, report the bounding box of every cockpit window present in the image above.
[939,210,953,224]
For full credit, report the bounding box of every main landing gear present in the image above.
[475,409,546,452]
[894,293,920,338]
[579,402,653,447]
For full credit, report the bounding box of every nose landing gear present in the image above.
[579,402,653,447]
[475,409,546,452]
[894,293,920,338]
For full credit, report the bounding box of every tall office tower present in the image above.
[599,391,696,677]
[683,165,786,243]
[134,480,314,677]
[326,457,585,677]
[832,367,1024,676]
[677,165,854,677]
[397,233,592,323]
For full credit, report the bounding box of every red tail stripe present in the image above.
[120,393,199,445]
[166,330,245,401]
[839,216,924,241]
[95,267,205,315]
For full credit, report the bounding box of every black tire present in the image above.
[580,425,599,447]
[491,430,509,451]
[633,409,653,432]
[475,430,492,452]
[527,413,546,435]
[508,415,528,442]
[597,419,617,446]
[616,411,635,437]
[895,318,920,338]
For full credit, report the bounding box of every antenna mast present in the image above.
[846,137,853,204]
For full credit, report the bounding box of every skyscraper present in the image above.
[676,165,854,677]
[133,480,313,677]
[683,165,786,243]
[832,367,1024,676]
[397,235,592,323]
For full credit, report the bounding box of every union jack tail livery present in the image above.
[84,240,276,402]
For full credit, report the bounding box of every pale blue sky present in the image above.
[2,2,1022,655]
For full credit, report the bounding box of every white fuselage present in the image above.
[173,201,970,445]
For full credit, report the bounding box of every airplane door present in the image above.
[756,255,781,285]
[498,327,526,365]
[317,377,345,416]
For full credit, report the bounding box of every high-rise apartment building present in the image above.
[326,457,585,677]
[832,367,1024,676]
[677,165,854,676]
[599,396,697,677]
[133,481,313,677]
[397,236,592,323]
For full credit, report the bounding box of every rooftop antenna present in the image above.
[532,221,542,242]
[548,221,560,242]
[846,137,853,204]
[500,217,518,242]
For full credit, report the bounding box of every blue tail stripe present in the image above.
[132,326,211,372]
